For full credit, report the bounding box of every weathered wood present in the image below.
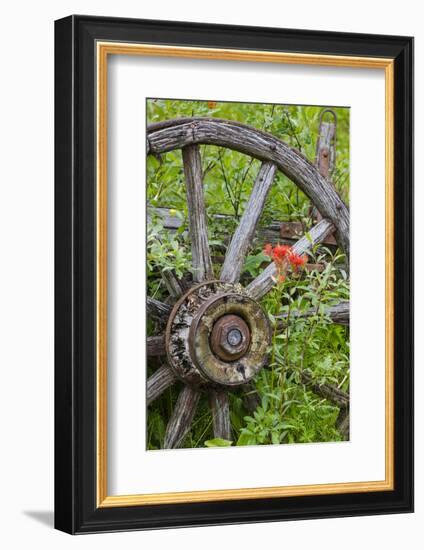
[147,118,349,258]
[301,371,349,409]
[147,335,166,356]
[316,118,336,179]
[163,385,201,449]
[209,389,232,441]
[182,145,213,282]
[220,161,276,283]
[146,364,177,405]
[242,382,261,413]
[162,269,185,300]
[150,207,338,252]
[247,219,335,300]
[278,300,350,326]
[147,296,172,321]
[336,407,350,440]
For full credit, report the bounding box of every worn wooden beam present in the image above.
[220,161,276,283]
[147,297,172,322]
[147,117,349,258]
[163,385,201,449]
[182,145,213,283]
[278,300,350,326]
[301,371,349,409]
[147,335,166,356]
[146,364,177,405]
[247,218,335,300]
[209,389,232,441]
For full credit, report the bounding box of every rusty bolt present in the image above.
[210,314,250,362]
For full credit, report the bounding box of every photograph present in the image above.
[146,99,350,450]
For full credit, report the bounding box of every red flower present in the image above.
[289,252,308,271]
[207,101,217,109]
[272,244,292,265]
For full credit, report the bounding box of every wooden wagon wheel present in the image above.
[146,117,350,449]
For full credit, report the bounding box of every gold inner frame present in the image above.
[96,42,395,508]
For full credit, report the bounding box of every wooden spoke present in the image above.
[247,218,335,300]
[147,118,349,259]
[147,335,166,356]
[147,296,172,322]
[220,161,276,283]
[209,389,232,441]
[182,145,213,282]
[161,269,184,300]
[163,385,201,449]
[241,382,261,413]
[336,408,350,440]
[147,364,177,406]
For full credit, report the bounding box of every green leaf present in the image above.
[204,438,232,447]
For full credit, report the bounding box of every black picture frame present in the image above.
[55,15,414,534]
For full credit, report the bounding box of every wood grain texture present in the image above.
[147,296,172,321]
[147,364,177,405]
[147,335,166,356]
[163,385,201,449]
[220,162,276,283]
[162,269,185,300]
[148,118,349,257]
[278,300,350,326]
[182,145,213,282]
[247,219,335,300]
[301,371,349,408]
[209,389,232,441]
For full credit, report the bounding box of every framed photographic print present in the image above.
[54,15,414,534]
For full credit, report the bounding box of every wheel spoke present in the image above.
[241,382,261,413]
[147,364,177,405]
[182,145,213,282]
[147,335,166,356]
[161,269,184,300]
[247,218,335,300]
[147,296,172,322]
[163,385,201,449]
[209,389,232,441]
[220,162,276,283]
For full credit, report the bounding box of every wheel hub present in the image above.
[165,281,271,387]
[210,314,250,362]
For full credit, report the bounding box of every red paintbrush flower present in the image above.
[272,244,292,265]
[289,252,308,271]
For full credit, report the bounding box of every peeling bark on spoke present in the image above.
[147,335,166,356]
[209,389,232,441]
[163,386,201,449]
[147,297,172,322]
[147,364,177,406]
[220,161,276,283]
[247,218,335,300]
[182,145,213,283]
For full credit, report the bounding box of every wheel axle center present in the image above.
[228,328,242,346]
[210,314,250,362]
